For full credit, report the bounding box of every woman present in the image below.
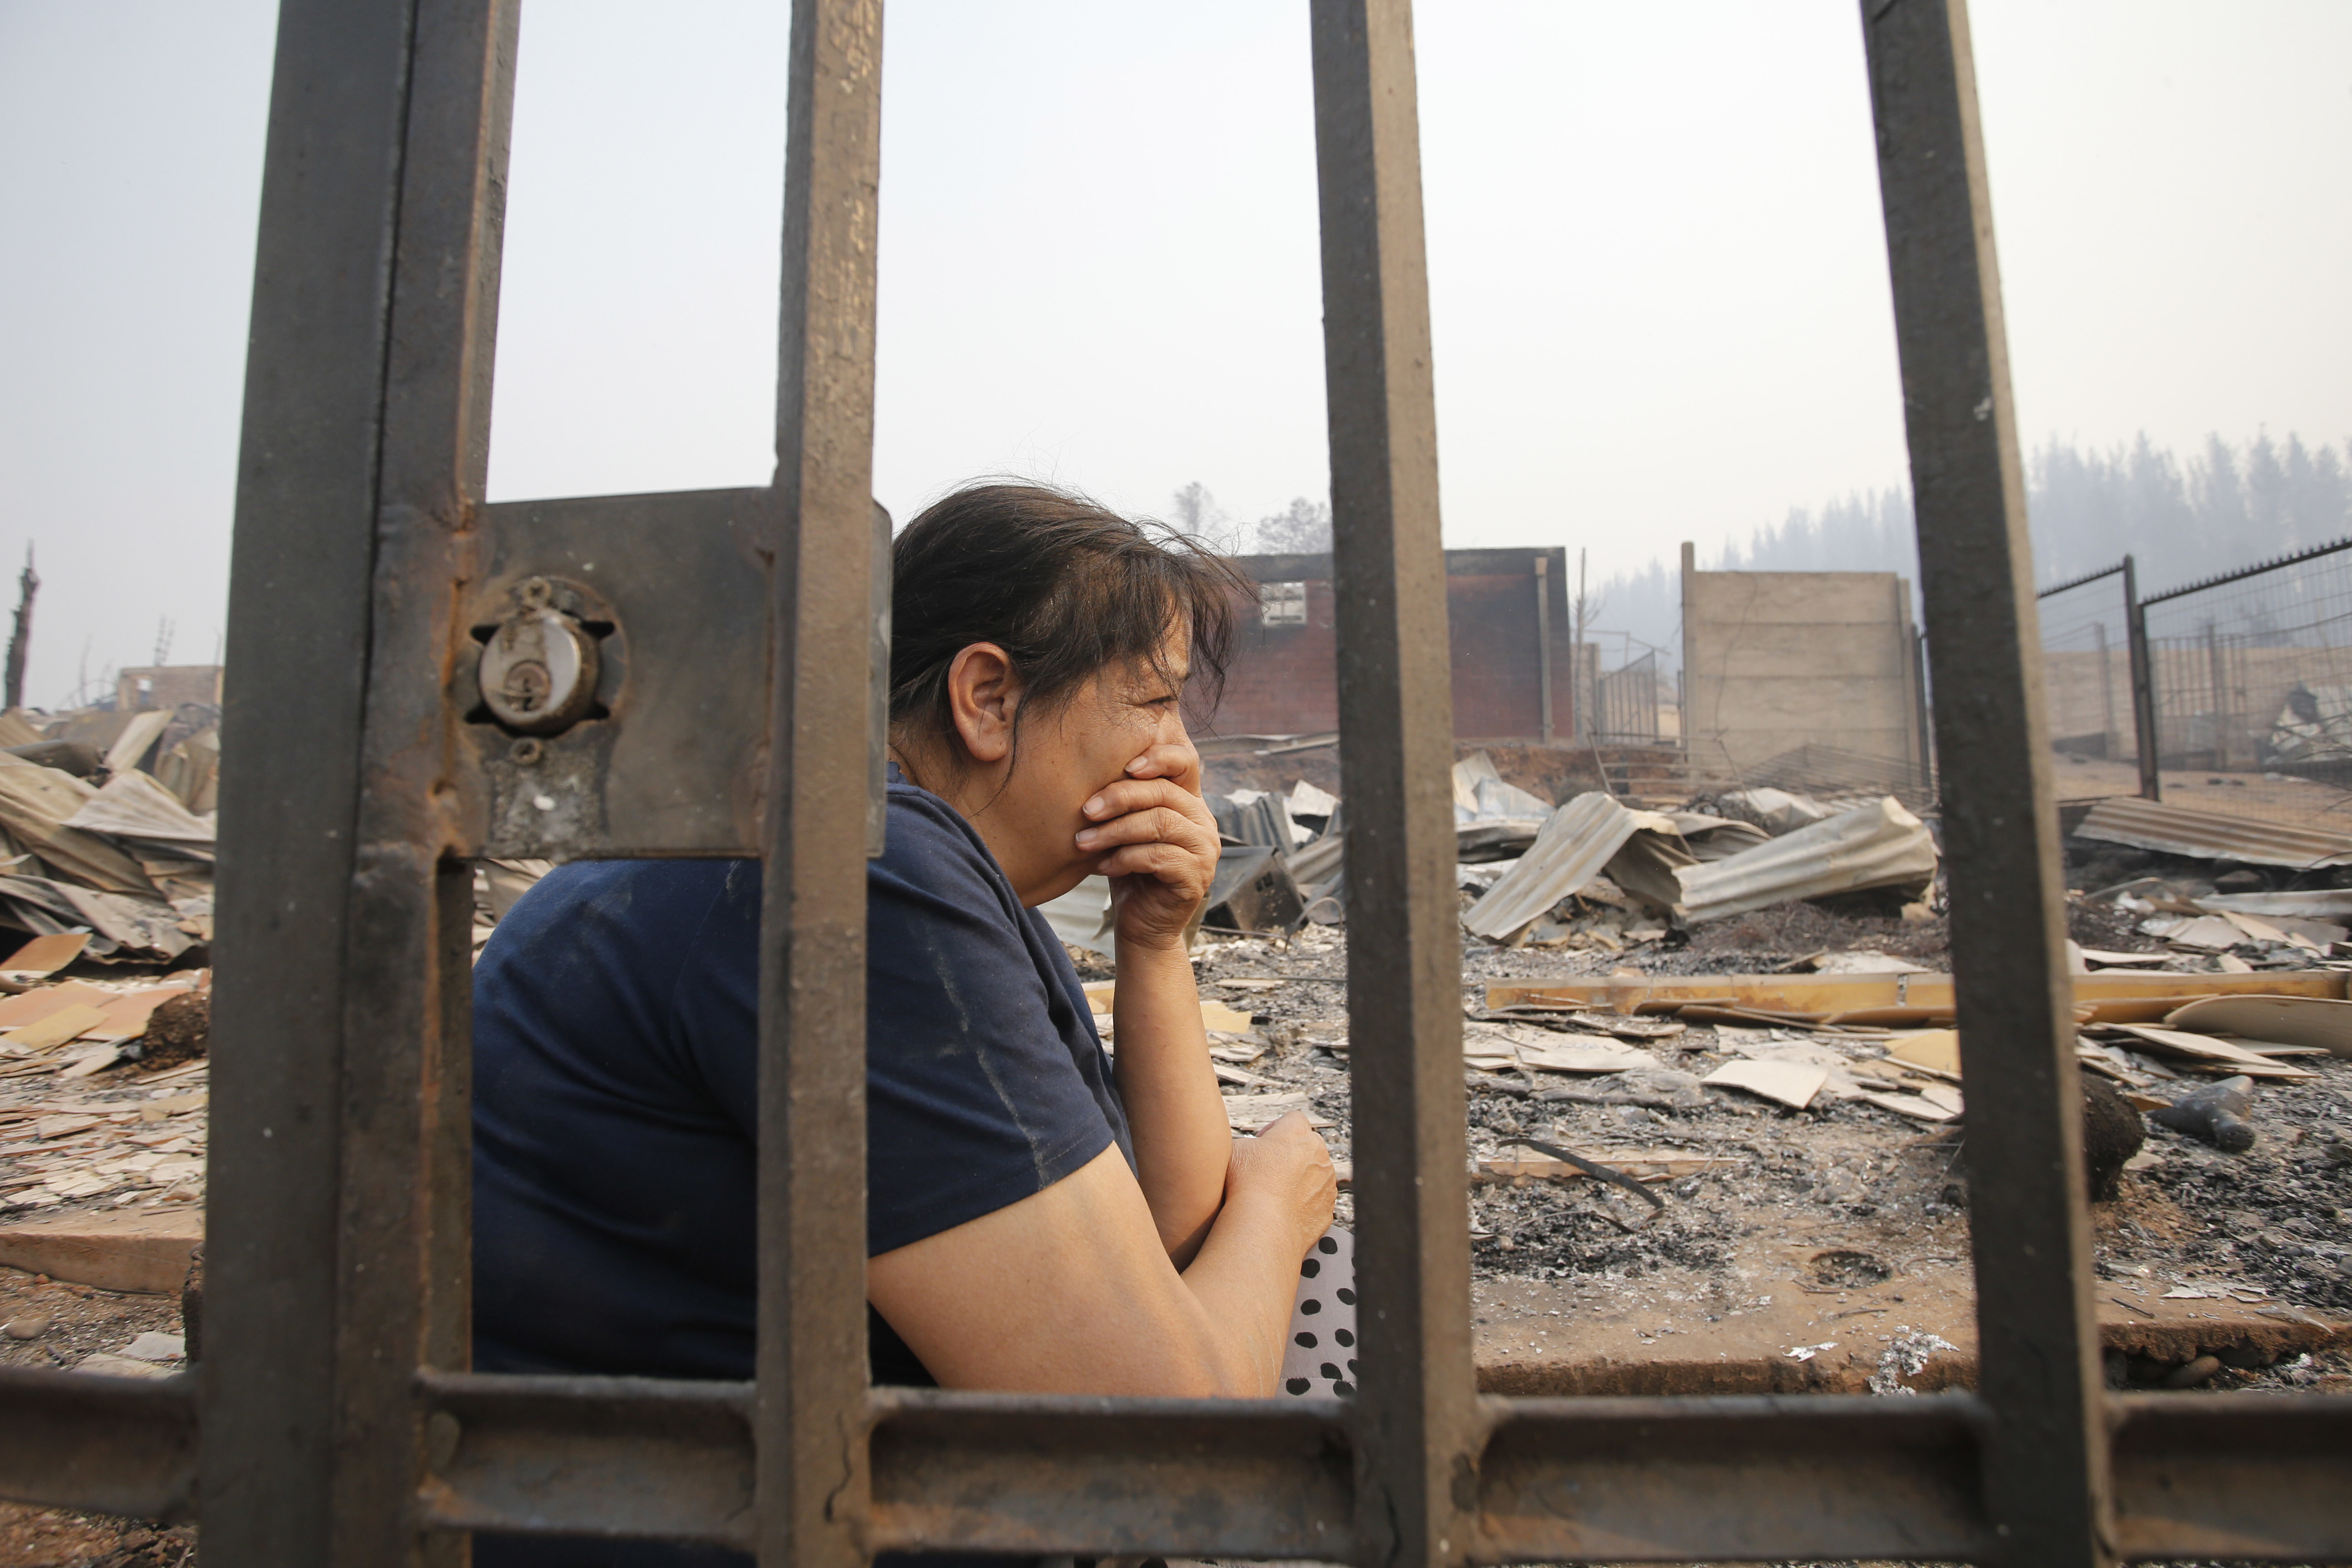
[470,484,1337,1560]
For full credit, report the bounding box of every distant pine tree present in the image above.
[1584,431,2352,673]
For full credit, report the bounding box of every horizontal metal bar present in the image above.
[0,1367,197,1523]
[2111,1392,2352,1562]
[1478,1394,1987,1563]
[2037,560,2126,600]
[2141,531,2352,606]
[9,1374,2351,1560]
[416,1372,753,1545]
[866,1388,1355,1559]
[409,1382,2352,1562]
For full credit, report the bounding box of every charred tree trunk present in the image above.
[3,546,35,711]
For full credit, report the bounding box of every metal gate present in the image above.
[1589,651,1660,745]
[5,2,2348,1564]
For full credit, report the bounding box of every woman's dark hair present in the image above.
[889,482,1251,762]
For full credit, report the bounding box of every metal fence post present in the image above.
[1534,555,1554,743]
[328,0,519,1558]
[205,0,422,1554]
[756,2,884,1567]
[2123,555,2160,800]
[1309,3,1478,1565]
[2203,622,2233,770]
[208,0,518,1558]
[1859,3,2113,1567]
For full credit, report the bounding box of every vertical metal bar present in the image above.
[1308,5,1476,1567]
[1911,626,1936,793]
[1534,556,1553,743]
[1894,575,1925,777]
[2094,621,2117,756]
[205,1,420,1558]
[1858,5,2113,1568]
[2205,622,2231,770]
[332,0,519,1558]
[757,2,883,1566]
[2124,556,2161,800]
[868,501,895,859]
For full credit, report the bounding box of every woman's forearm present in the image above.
[1110,934,1233,1265]
[1174,1187,1311,1395]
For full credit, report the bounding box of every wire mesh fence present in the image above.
[2034,538,2352,828]
[2038,565,2134,764]
[2141,539,2352,784]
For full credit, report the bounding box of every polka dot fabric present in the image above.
[1277,1225,1357,1398]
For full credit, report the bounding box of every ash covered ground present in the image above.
[1177,898,2352,1396]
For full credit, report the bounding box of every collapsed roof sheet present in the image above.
[1676,796,1937,926]
[2074,797,2352,870]
[1463,793,1686,939]
[65,771,216,851]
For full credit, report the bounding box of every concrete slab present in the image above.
[0,1208,203,1295]
[1472,1240,2345,1396]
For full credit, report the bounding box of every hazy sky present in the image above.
[2,0,2347,709]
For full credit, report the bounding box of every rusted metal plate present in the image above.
[2074,796,2352,871]
[1861,0,2112,1563]
[464,489,774,858]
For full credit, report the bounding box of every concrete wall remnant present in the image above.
[1679,543,1928,786]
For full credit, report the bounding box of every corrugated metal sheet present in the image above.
[2199,888,2352,919]
[1676,797,1938,925]
[1463,793,1683,938]
[2073,798,2352,870]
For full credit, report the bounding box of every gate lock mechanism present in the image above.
[476,577,602,736]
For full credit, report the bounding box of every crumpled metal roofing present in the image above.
[1463,793,1685,938]
[1676,796,1938,925]
[2073,797,2352,870]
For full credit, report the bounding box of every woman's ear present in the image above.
[946,642,1020,764]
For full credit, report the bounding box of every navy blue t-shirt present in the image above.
[470,772,1130,1560]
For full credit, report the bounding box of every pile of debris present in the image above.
[0,930,211,1219]
[0,705,219,1225]
[1459,772,1937,954]
[1055,752,1944,959]
[0,704,216,964]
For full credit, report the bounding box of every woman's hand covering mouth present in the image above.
[1075,739,1219,952]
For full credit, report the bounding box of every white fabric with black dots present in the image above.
[1278,1225,1357,1398]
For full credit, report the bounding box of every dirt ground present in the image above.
[1197,916,2352,1397]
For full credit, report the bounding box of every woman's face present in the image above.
[915,622,1198,909]
[983,629,1196,907]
